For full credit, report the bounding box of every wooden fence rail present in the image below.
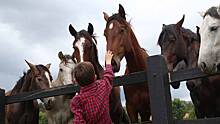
[1,55,220,124]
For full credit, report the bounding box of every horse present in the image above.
[69,23,130,124]
[6,61,53,124]
[45,51,76,124]
[158,15,220,118]
[198,5,220,73]
[103,4,150,123]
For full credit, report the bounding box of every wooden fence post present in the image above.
[147,55,173,124]
[0,88,5,124]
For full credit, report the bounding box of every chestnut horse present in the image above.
[103,4,150,123]
[6,61,53,124]
[46,51,76,124]
[158,15,220,118]
[69,23,130,124]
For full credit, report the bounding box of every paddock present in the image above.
[1,55,220,124]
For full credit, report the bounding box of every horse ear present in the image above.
[198,11,205,17]
[176,15,185,30]
[69,24,77,37]
[88,23,94,35]
[25,60,38,75]
[103,12,109,21]
[45,63,51,69]
[196,26,201,42]
[58,51,65,61]
[118,4,126,20]
[162,24,166,30]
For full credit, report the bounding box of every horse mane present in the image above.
[10,72,27,95]
[204,6,220,19]
[10,64,52,95]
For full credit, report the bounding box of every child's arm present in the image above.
[70,97,86,124]
[101,50,114,92]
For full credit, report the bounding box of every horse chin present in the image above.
[111,57,121,72]
[42,98,53,110]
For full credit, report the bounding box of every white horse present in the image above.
[46,51,76,124]
[198,5,220,73]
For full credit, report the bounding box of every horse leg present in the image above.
[126,102,138,123]
[121,108,131,124]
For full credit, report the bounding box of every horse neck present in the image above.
[52,71,64,87]
[11,73,31,95]
[89,54,104,79]
[124,30,148,72]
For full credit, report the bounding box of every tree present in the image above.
[172,98,196,120]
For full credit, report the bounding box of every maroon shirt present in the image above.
[70,65,114,124]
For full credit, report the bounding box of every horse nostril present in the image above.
[201,62,207,70]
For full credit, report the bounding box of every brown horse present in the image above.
[6,61,53,124]
[69,23,130,124]
[158,15,220,118]
[103,4,150,123]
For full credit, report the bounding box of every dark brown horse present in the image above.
[103,4,150,123]
[6,61,53,124]
[69,23,130,124]
[158,15,220,118]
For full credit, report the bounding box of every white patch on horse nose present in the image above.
[109,23,114,29]
[75,37,85,62]
[45,72,52,88]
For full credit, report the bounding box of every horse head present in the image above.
[57,51,76,85]
[103,4,140,72]
[69,23,98,63]
[198,5,220,73]
[158,15,200,89]
[24,60,53,110]
[158,15,188,72]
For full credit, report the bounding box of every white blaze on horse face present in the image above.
[198,15,220,72]
[109,23,114,29]
[45,71,52,88]
[75,37,85,62]
[59,59,76,85]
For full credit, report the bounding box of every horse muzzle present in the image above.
[42,98,54,110]
[111,56,121,72]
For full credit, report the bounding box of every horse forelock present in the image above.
[106,14,131,28]
[204,6,220,19]
[36,65,53,81]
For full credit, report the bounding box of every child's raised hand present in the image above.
[105,50,113,65]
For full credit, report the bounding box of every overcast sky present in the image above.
[0,0,219,103]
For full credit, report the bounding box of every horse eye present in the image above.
[210,26,218,32]
[60,68,63,72]
[36,77,42,82]
[119,28,125,33]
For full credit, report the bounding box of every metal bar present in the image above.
[147,55,173,124]
[0,88,5,124]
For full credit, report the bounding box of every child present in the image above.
[70,50,114,124]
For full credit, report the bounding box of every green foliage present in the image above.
[172,98,196,120]
[39,111,48,124]
[39,103,48,124]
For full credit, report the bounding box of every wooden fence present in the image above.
[1,55,220,124]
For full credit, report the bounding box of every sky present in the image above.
[0,0,219,104]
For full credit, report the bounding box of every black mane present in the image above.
[204,6,220,19]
